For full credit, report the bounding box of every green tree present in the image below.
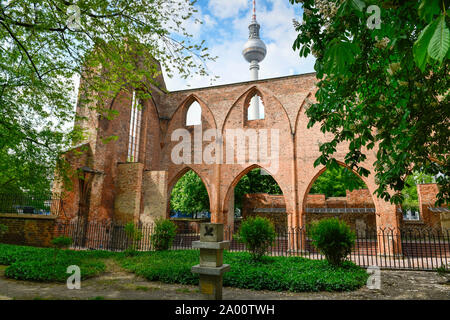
[0,0,214,195]
[291,0,449,205]
[310,166,366,197]
[170,170,210,218]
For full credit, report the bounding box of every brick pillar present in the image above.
[417,184,442,229]
[114,163,144,223]
[375,203,402,256]
[141,170,168,225]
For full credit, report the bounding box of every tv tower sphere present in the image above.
[242,1,266,75]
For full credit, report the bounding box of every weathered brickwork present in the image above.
[417,184,449,232]
[0,214,57,247]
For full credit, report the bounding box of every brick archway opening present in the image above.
[167,167,211,234]
[222,165,289,235]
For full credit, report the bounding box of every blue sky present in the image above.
[164,0,315,91]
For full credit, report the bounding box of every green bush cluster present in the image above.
[151,219,177,251]
[118,250,368,292]
[0,243,110,282]
[237,217,276,260]
[51,236,72,249]
[308,218,356,266]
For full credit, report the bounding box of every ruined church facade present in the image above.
[59,70,403,246]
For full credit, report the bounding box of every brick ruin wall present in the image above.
[0,214,57,247]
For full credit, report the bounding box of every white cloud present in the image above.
[208,0,249,19]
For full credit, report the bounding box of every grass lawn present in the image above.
[0,243,368,292]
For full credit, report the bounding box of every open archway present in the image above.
[305,165,377,235]
[223,165,289,234]
[169,169,211,220]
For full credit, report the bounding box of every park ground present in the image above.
[0,262,448,300]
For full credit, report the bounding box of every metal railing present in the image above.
[0,193,62,216]
[54,220,449,271]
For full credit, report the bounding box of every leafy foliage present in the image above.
[51,236,72,250]
[170,170,210,217]
[310,166,366,197]
[151,219,177,251]
[124,223,143,255]
[308,218,356,266]
[0,0,215,194]
[291,0,449,205]
[0,243,111,282]
[237,217,276,260]
[119,250,369,292]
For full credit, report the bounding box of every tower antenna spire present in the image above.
[242,0,266,120]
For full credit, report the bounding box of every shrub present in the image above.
[51,236,72,250]
[237,217,276,260]
[308,218,356,266]
[124,222,143,255]
[151,219,177,251]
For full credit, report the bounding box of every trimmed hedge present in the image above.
[0,243,112,282]
[118,250,369,292]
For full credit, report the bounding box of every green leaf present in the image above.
[413,19,438,71]
[428,15,450,63]
[418,0,441,23]
[323,39,360,75]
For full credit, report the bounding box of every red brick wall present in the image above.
[417,184,444,229]
[0,214,57,247]
[242,190,377,231]
[241,193,287,230]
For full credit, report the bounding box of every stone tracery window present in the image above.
[186,100,202,126]
[127,90,142,162]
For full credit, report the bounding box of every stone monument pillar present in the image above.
[191,223,230,300]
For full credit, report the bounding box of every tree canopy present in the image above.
[170,170,210,218]
[290,0,449,205]
[309,166,366,197]
[0,0,213,194]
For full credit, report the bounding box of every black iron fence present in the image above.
[54,220,450,271]
[0,193,62,216]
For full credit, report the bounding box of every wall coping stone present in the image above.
[0,213,58,220]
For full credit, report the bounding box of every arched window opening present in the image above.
[127,90,142,162]
[247,93,265,120]
[186,101,202,126]
[307,166,375,235]
[233,168,284,231]
[170,170,210,220]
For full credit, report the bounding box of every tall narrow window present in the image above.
[247,94,265,120]
[186,101,202,126]
[127,90,142,162]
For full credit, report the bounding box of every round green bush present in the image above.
[151,219,177,251]
[308,218,356,266]
[237,217,276,260]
